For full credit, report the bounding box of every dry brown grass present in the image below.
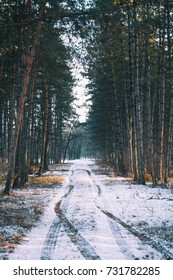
[0,175,64,185]
[168,177,173,184]
[28,176,64,183]
[0,234,25,255]
[144,173,153,182]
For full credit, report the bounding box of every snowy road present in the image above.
[9,159,173,260]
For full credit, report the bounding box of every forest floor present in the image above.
[0,159,173,260]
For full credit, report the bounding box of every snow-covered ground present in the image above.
[6,159,173,260]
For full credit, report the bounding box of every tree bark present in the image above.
[39,71,49,176]
[133,1,145,184]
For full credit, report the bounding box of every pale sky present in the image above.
[73,70,89,123]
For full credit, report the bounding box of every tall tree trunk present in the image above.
[39,71,49,176]
[55,101,63,164]
[28,63,37,164]
[143,1,152,176]
[127,3,137,181]
[152,5,166,185]
[18,108,28,186]
[163,0,173,183]
[133,1,145,184]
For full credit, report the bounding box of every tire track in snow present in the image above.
[100,206,173,259]
[79,166,136,259]
[41,167,100,260]
[58,209,100,260]
[40,185,74,260]
[57,167,101,260]
[93,181,173,259]
[40,216,61,260]
[93,183,136,259]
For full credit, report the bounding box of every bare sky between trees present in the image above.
[72,63,89,123]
